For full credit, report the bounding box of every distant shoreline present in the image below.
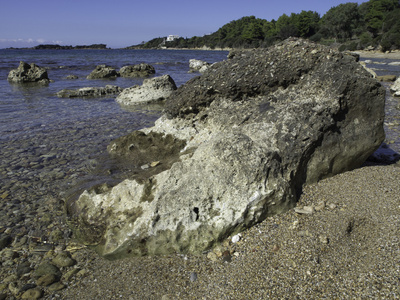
[355,50,400,60]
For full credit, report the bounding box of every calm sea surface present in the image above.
[0,49,228,141]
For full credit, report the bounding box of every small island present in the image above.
[6,44,109,50]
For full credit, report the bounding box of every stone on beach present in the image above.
[116,75,177,105]
[68,38,385,258]
[7,61,50,84]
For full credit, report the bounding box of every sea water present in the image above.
[0,49,228,230]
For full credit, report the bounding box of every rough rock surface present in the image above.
[7,61,50,84]
[87,65,118,79]
[68,39,385,259]
[56,85,123,98]
[119,63,155,77]
[189,59,210,73]
[116,75,177,105]
[390,77,400,97]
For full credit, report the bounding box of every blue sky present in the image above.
[0,0,368,49]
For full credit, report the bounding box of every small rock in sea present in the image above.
[20,287,43,300]
[16,262,32,278]
[0,235,12,250]
[8,282,20,296]
[52,251,76,268]
[32,262,61,280]
[36,274,58,286]
[65,75,78,80]
[231,234,241,243]
[47,282,66,292]
[190,272,198,282]
[62,268,80,281]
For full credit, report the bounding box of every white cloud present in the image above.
[0,38,63,48]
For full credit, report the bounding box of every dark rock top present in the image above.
[87,65,119,79]
[165,38,361,118]
[7,61,50,84]
[119,63,155,78]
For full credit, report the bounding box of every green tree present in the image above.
[365,0,398,36]
[296,10,320,38]
[276,14,299,39]
[242,20,264,42]
[380,7,400,50]
[321,3,360,40]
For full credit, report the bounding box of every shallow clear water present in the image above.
[0,49,228,142]
[0,49,228,207]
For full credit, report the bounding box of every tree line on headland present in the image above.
[130,0,400,52]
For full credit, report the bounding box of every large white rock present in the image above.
[116,75,177,105]
[68,39,385,259]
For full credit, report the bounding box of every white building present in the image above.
[166,35,180,42]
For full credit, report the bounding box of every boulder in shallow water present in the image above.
[68,38,385,258]
[119,63,155,77]
[116,74,177,105]
[56,85,123,98]
[7,61,50,84]
[87,65,118,79]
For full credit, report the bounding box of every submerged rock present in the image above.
[87,65,118,79]
[116,75,177,105]
[68,38,385,258]
[7,61,50,84]
[119,63,155,77]
[56,85,123,98]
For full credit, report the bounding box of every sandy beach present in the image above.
[356,49,400,60]
[57,164,400,299]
